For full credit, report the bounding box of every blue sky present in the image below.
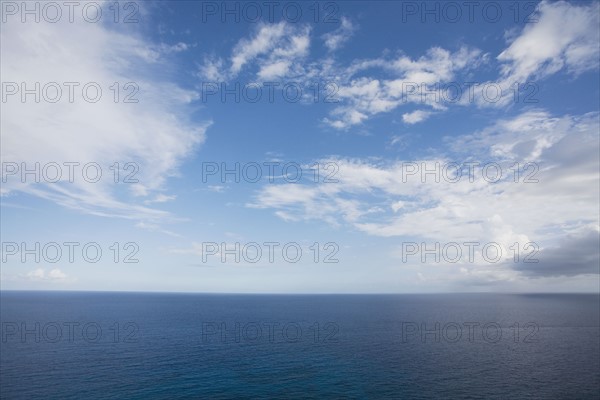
[1,0,599,293]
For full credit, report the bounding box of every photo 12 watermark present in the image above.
[201,321,339,344]
[391,161,539,184]
[399,1,540,24]
[1,321,140,343]
[1,242,140,264]
[399,81,539,105]
[400,321,540,343]
[1,1,140,24]
[2,162,140,184]
[196,1,340,24]
[400,241,539,264]
[1,82,139,103]
[200,161,339,184]
[200,81,339,104]
[199,241,340,264]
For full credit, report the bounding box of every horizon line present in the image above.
[1,289,598,295]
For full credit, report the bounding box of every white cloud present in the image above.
[144,194,177,204]
[1,4,210,222]
[257,60,292,81]
[402,110,433,124]
[323,47,483,129]
[388,134,412,149]
[322,17,355,51]
[498,0,600,80]
[193,1,599,129]
[24,268,69,282]
[468,0,600,108]
[198,55,226,81]
[231,22,289,75]
[250,110,599,276]
[199,22,311,81]
[207,185,227,193]
[158,42,190,54]
[449,110,579,161]
[135,221,182,238]
[391,47,481,83]
[48,269,68,280]
[319,5,596,126]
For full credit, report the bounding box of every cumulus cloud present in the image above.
[323,47,483,129]
[325,1,599,126]
[193,1,599,129]
[250,110,599,276]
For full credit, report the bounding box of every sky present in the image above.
[1,0,599,293]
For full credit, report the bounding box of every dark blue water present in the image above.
[1,292,599,399]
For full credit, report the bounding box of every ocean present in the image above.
[1,292,599,399]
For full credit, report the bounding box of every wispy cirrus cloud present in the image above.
[322,17,356,52]
[1,2,210,223]
[198,21,311,81]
